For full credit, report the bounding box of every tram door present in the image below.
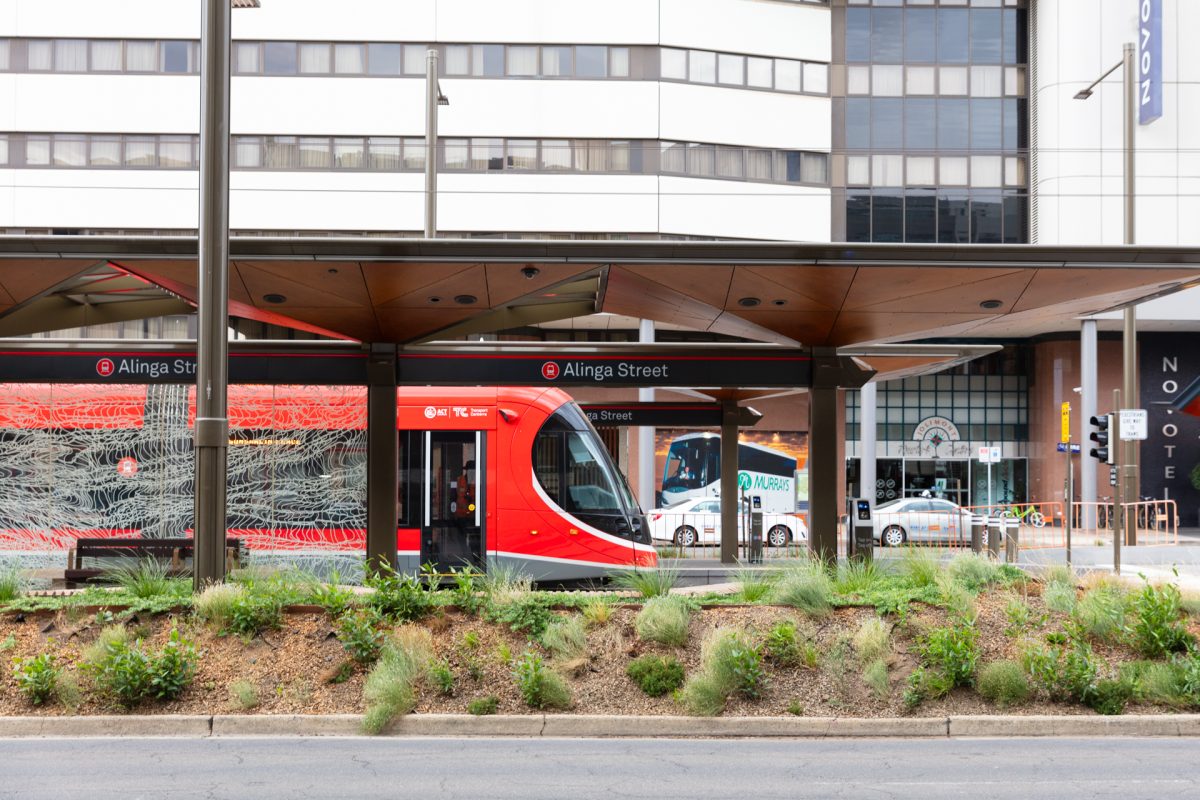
[422,431,484,572]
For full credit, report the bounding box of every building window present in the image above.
[299,43,331,74]
[263,42,297,75]
[575,46,607,78]
[334,43,365,75]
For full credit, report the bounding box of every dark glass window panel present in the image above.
[1002,98,1019,150]
[263,42,297,75]
[846,194,871,242]
[937,99,969,150]
[905,193,937,243]
[1002,9,1018,64]
[846,98,870,151]
[1015,99,1029,149]
[871,8,903,62]
[937,10,969,64]
[970,99,1002,149]
[970,194,1003,243]
[785,151,802,182]
[368,43,401,75]
[938,194,969,243]
[846,8,871,63]
[575,46,606,77]
[872,194,903,243]
[1002,194,1028,243]
[905,98,936,150]
[970,10,1002,64]
[161,41,191,73]
[871,98,904,149]
[905,9,937,63]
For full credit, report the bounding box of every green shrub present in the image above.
[626,655,685,697]
[1074,587,1128,642]
[763,621,800,665]
[85,627,197,707]
[678,673,727,717]
[919,620,979,689]
[734,567,776,603]
[540,615,587,661]
[365,563,434,623]
[773,562,832,617]
[834,559,885,596]
[1130,578,1193,658]
[976,660,1030,708]
[904,667,953,708]
[108,559,180,599]
[449,566,485,615]
[728,643,765,699]
[1044,582,1078,614]
[230,679,259,710]
[937,576,978,622]
[898,548,941,589]
[12,653,60,705]
[337,609,386,666]
[611,566,679,599]
[467,695,499,716]
[0,568,25,603]
[513,651,571,709]
[1020,636,1099,705]
[862,657,889,699]
[1181,593,1200,618]
[1123,661,1188,708]
[428,658,455,697]
[679,628,761,715]
[1005,597,1032,635]
[633,596,692,647]
[853,617,891,663]
[1089,677,1134,715]
[228,590,283,638]
[581,598,613,627]
[1178,653,1200,706]
[361,626,433,734]
[488,593,556,639]
[307,575,357,619]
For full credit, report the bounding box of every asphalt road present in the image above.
[0,736,1196,800]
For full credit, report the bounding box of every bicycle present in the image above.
[1000,504,1046,528]
[1096,497,1111,529]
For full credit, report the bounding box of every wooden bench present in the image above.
[64,537,242,586]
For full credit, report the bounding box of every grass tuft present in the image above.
[634,595,692,648]
[834,559,887,595]
[230,679,260,710]
[361,625,434,734]
[734,567,777,603]
[581,597,613,627]
[1043,582,1078,615]
[0,568,24,603]
[678,627,762,715]
[773,561,832,617]
[898,548,941,589]
[611,566,680,599]
[1074,586,1128,642]
[946,553,1000,592]
[192,583,245,630]
[540,614,588,661]
[626,655,685,697]
[862,657,889,699]
[108,559,181,599]
[852,617,891,663]
[976,660,1030,708]
[480,562,533,606]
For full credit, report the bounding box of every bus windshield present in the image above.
[662,436,715,494]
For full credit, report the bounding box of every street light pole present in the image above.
[194,0,232,590]
[424,49,439,239]
[1074,42,1139,543]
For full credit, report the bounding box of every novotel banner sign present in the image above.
[396,350,812,388]
[1139,0,1162,125]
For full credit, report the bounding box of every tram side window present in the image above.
[397,431,424,527]
[533,431,562,506]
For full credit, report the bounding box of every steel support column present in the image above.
[1080,319,1098,528]
[808,384,839,564]
[366,345,399,574]
[719,399,739,565]
[193,0,231,590]
[637,319,656,511]
[859,381,877,510]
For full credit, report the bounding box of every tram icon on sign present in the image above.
[541,362,560,380]
[96,358,115,377]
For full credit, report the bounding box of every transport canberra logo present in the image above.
[540,360,670,382]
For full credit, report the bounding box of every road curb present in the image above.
[3,714,1200,738]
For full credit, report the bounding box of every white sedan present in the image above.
[873,497,974,546]
[648,498,808,548]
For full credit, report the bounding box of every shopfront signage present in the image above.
[1139,0,1162,124]
[1061,401,1071,444]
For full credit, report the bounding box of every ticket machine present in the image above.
[849,498,873,562]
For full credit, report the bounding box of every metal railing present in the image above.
[1071,499,1178,546]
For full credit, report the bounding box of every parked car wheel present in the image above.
[674,526,697,547]
[767,525,791,547]
[880,525,906,547]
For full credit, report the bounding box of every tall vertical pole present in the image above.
[1113,388,1123,575]
[424,49,439,239]
[1080,319,1097,528]
[193,0,231,590]
[719,400,739,565]
[366,345,399,575]
[637,320,656,511]
[859,381,876,510]
[1122,42,1139,541]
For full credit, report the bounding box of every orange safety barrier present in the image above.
[1071,500,1178,547]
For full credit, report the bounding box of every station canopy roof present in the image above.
[0,237,1197,383]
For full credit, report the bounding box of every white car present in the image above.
[648,498,808,548]
[873,497,974,546]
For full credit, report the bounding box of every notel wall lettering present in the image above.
[1140,334,1199,524]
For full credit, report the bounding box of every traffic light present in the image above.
[1089,414,1115,464]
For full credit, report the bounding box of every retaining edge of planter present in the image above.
[4,714,1200,738]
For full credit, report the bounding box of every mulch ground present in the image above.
[1,586,1196,718]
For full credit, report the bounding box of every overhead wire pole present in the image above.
[1122,42,1139,542]
[424,50,448,238]
[193,0,235,589]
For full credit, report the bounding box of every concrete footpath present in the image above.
[2,713,1200,738]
